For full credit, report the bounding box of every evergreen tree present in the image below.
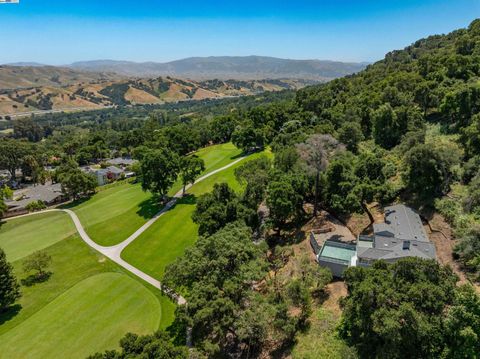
[0,247,21,311]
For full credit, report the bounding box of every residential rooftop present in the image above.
[373,204,429,242]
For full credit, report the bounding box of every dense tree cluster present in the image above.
[339,258,480,359]
[88,331,189,359]
[2,19,480,358]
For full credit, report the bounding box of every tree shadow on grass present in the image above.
[136,197,163,219]
[136,194,197,219]
[60,196,90,209]
[230,152,245,160]
[176,194,196,206]
[21,272,52,287]
[166,315,188,347]
[0,304,21,326]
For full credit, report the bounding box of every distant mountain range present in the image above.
[4,56,367,81]
[0,65,120,89]
[0,56,367,116]
[68,56,368,80]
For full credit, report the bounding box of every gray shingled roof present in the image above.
[373,204,429,242]
[105,166,123,174]
[7,183,63,210]
[357,205,436,262]
[106,158,137,166]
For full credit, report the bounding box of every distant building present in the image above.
[94,166,124,186]
[315,204,436,277]
[5,183,65,217]
[106,157,137,167]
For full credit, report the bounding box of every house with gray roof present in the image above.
[106,157,137,167]
[5,182,66,216]
[315,204,436,277]
[89,166,125,186]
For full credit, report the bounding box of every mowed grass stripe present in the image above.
[121,150,270,279]
[70,182,161,246]
[0,211,76,262]
[71,143,242,246]
[195,142,243,174]
[0,272,161,359]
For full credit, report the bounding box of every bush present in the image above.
[25,200,46,212]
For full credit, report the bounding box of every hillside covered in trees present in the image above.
[2,19,480,359]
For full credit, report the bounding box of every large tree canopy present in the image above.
[179,155,205,196]
[163,222,266,354]
[140,148,180,199]
[339,258,480,359]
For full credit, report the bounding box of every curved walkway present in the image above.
[4,156,248,305]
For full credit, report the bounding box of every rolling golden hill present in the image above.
[0,67,315,116]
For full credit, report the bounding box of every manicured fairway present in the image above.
[0,272,161,359]
[121,196,198,279]
[0,230,175,357]
[195,142,243,173]
[168,142,243,196]
[70,182,161,246]
[121,150,271,279]
[71,142,242,246]
[0,211,76,261]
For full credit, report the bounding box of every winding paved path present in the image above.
[4,156,248,305]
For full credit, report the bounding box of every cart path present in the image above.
[4,155,248,305]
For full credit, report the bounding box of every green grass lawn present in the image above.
[0,145,246,357]
[0,229,175,357]
[0,272,161,359]
[194,142,243,173]
[71,142,242,246]
[0,211,76,262]
[167,142,243,196]
[121,150,271,279]
[69,182,161,246]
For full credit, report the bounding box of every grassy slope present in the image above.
[71,143,242,246]
[0,211,76,262]
[121,150,270,279]
[194,142,243,174]
[0,273,161,359]
[168,142,243,196]
[292,308,356,359]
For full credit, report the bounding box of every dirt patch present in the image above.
[322,280,347,318]
[345,212,371,237]
[424,212,469,285]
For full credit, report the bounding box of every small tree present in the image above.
[0,186,13,217]
[179,155,205,196]
[23,251,52,279]
[338,122,364,153]
[266,178,297,235]
[0,247,21,311]
[296,134,343,216]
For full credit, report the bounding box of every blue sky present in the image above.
[0,0,479,65]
